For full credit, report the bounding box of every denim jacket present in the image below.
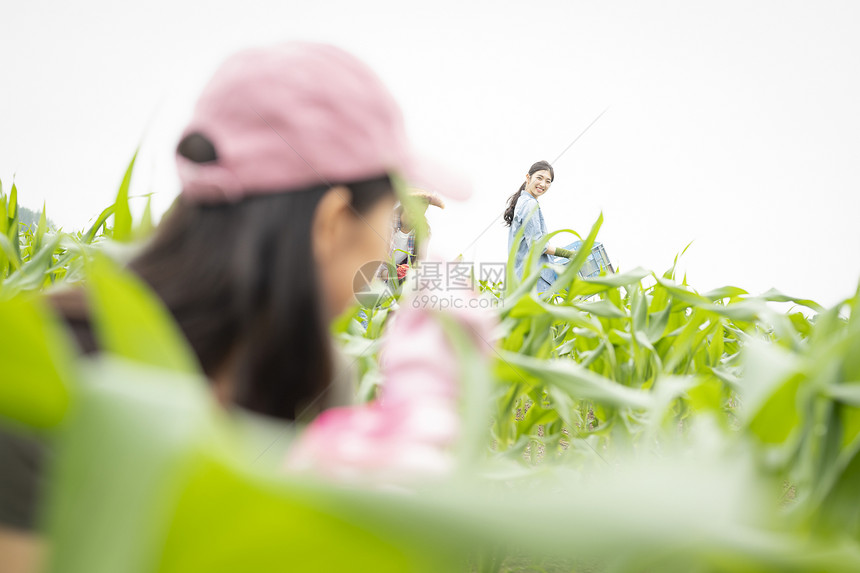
[507,190,550,281]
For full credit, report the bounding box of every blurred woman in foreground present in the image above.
[1,42,491,573]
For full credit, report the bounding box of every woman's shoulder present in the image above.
[514,191,538,216]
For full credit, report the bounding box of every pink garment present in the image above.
[285,293,494,484]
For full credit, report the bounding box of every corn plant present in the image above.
[2,157,860,571]
[489,214,824,466]
[0,154,153,301]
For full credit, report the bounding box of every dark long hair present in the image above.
[503,160,554,227]
[56,133,394,421]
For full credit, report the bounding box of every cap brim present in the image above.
[401,153,472,201]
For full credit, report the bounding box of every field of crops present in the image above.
[2,163,860,572]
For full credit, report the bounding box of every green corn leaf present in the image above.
[8,180,18,222]
[703,286,749,300]
[82,204,116,244]
[538,302,604,335]
[497,350,654,409]
[662,240,693,280]
[35,200,48,252]
[559,212,604,302]
[111,150,137,242]
[0,234,62,299]
[569,267,650,299]
[85,255,198,374]
[0,295,74,428]
[136,194,154,239]
[708,324,725,366]
[0,190,7,235]
[645,302,672,343]
[758,288,824,313]
[653,276,712,308]
[7,181,21,263]
[573,299,627,320]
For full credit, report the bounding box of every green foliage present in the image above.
[0,153,149,299]
[0,295,73,428]
[3,162,860,572]
[321,210,860,569]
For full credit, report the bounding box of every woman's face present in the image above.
[313,188,397,320]
[525,169,552,199]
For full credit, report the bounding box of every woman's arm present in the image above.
[0,527,43,573]
[549,246,574,258]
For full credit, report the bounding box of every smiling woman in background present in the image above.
[503,160,574,291]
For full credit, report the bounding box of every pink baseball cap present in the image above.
[177,42,470,202]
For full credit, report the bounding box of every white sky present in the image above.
[2,1,859,307]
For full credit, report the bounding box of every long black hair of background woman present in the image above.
[503,160,554,227]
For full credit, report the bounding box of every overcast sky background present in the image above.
[2,1,858,307]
